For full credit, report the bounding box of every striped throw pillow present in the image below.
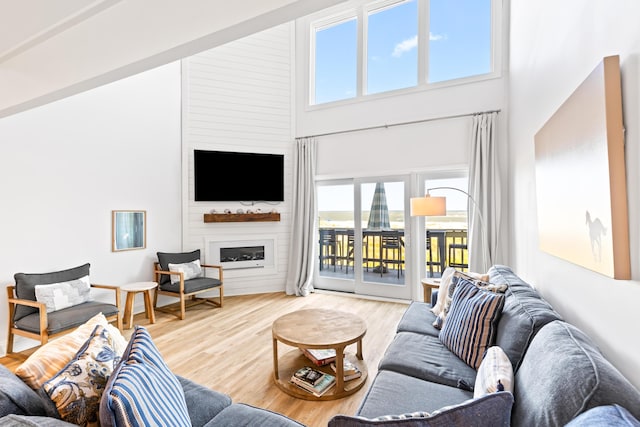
[100,326,190,427]
[438,278,505,369]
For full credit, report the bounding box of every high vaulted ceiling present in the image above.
[0,0,345,118]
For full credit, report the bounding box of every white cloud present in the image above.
[392,35,417,57]
[430,32,445,41]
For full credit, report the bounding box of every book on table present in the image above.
[330,360,362,381]
[301,348,336,366]
[291,366,336,397]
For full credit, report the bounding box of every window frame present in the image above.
[307,0,502,108]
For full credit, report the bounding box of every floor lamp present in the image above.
[410,187,490,271]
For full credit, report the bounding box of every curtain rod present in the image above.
[299,109,501,139]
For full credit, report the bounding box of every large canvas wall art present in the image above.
[534,55,630,279]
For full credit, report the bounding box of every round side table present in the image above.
[121,281,158,329]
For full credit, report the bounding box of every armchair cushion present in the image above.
[157,250,201,286]
[160,277,222,294]
[13,263,91,321]
[34,276,91,313]
[168,260,202,284]
[14,301,119,335]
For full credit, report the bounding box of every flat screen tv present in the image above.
[194,149,284,202]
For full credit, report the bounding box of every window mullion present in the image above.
[417,0,428,86]
[358,7,366,97]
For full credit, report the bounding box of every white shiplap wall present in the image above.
[182,23,294,295]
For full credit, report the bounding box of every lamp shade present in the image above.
[410,195,446,216]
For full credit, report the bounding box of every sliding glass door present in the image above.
[316,176,412,300]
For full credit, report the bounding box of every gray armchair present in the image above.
[154,249,223,320]
[6,263,122,353]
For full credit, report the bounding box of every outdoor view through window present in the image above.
[313,0,493,104]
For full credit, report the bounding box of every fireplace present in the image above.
[206,237,276,271]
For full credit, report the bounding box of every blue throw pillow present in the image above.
[99,326,190,427]
[328,392,513,427]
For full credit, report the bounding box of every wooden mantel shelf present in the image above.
[204,213,281,223]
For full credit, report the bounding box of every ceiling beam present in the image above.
[0,0,345,118]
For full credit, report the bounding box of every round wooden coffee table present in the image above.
[272,308,367,400]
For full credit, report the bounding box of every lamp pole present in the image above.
[425,186,491,271]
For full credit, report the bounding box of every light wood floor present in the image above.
[1,292,409,427]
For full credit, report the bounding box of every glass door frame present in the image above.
[314,175,414,301]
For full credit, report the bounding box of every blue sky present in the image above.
[314,0,491,104]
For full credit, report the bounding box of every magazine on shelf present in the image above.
[301,348,336,366]
[291,367,336,397]
[330,360,362,381]
[292,365,324,386]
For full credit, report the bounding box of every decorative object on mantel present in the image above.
[204,212,280,223]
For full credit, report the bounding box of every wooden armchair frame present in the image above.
[6,283,122,354]
[153,262,223,320]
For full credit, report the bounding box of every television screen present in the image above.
[194,150,284,202]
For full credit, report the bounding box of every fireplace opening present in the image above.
[220,246,265,263]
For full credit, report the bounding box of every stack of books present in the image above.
[330,359,362,381]
[291,366,336,397]
[300,348,336,366]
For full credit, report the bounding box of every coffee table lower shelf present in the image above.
[273,349,368,401]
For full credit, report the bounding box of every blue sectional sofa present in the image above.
[330,265,640,426]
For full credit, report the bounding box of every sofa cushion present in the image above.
[330,391,513,427]
[356,370,472,418]
[0,364,49,418]
[488,265,562,372]
[395,301,439,337]
[43,324,121,427]
[513,320,640,426]
[206,403,307,427]
[100,326,190,427]
[439,279,505,369]
[157,250,201,286]
[473,346,513,398]
[564,405,640,427]
[177,375,232,427]
[378,332,477,390]
[13,263,91,321]
[14,301,119,336]
[0,415,78,426]
[15,313,125,390]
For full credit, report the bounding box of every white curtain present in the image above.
[285,137,317,296]
[468,112,500,272]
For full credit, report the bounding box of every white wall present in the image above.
[509,0,640,388]
[0,62,182,354]
[181,23,294,295]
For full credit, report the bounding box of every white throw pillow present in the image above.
[168,259,202,284]
[474,346,514,398]
[34,275,91,312]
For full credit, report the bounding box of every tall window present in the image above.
[310,0,496,105]
[314,17,358,104]
[367,1,418,94]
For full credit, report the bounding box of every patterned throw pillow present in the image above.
[474,346,514,398]
[439,278,506,369]
[433,270,504,330]
[34,275,91,312]
[43,325,121,427]
[100,326,191,427]
[15,313,126,390]
[168,259,202,284]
